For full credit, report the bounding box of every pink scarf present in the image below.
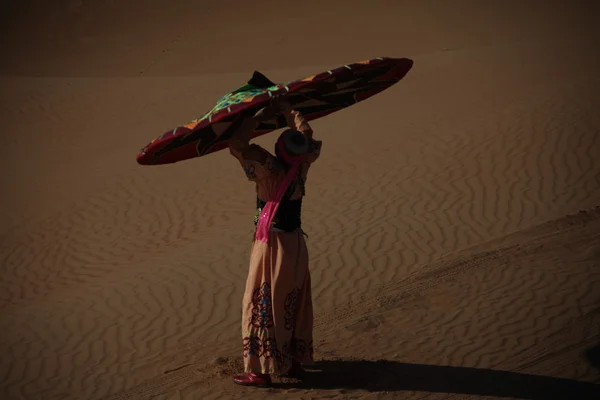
[254,138,306,243]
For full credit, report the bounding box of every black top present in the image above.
[255,197,302,232]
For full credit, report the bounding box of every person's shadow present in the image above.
[275,358,600,399]
[586,343,600,371]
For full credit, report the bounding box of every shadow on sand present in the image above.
[274,359,600,399]
[586,343,600,372]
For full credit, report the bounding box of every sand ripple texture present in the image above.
[106,207,600,400]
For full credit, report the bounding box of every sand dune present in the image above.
[1,0,599,399]
[111,207,600,400]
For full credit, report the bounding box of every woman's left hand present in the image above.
[253,99,281,121]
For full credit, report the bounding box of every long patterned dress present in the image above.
[229,111,321,375]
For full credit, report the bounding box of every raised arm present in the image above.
[280,101,321,165]
[281,102,313,139]
[229,102,279,157]
[228,114,259,156]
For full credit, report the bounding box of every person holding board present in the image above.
[228,100,322,387]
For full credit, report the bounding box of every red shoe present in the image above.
[232,372,272,387]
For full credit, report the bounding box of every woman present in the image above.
[229,100,322,387]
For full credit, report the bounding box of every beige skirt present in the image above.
[241,228,314,375]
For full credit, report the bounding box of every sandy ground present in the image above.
[1,1,599,399]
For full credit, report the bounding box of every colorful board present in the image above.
[136,57,413,165]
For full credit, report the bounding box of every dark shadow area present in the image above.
[586,343,600,371]
[275,359,600,399]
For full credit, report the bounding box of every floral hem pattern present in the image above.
[241,229,314,375]
[243,334,314,375]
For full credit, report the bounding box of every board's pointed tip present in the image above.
[136,152,150,166]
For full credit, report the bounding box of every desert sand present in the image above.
[1,0,600,399]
